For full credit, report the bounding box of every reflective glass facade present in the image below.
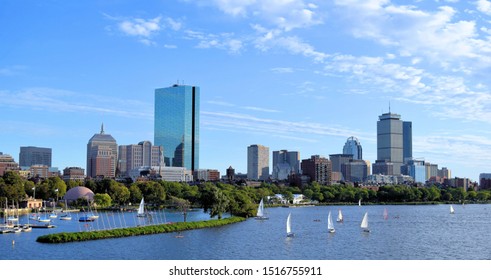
[154,85,199,171]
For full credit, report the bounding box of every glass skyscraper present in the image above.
[154,84,199,171]
[342,136,363,160]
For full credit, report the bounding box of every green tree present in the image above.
[94,193,112,208]
[109,183,130,205]
[128,184,142,204]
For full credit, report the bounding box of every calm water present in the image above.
[1,204,491,260]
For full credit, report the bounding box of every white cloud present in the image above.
[333,1,491,70]
[185,30,244,53]
[252,24,328,61]
[271,67,294,73]
[119,16,162,37]
[476,0,491,15]
[209,0,322,31]
[202,111,371,142]
[0,88,152,120]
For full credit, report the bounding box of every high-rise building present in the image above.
[154,84,199,171]
[118,141,164,177]
[376,111,411,175]
[301,155,331,185]
[247,144,269,180]
[87,124,118,178]
[343,136,363,160]
[272,150,300,180]
[403,122,412,162]
[19,146,52,168]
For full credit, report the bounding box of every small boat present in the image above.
[336,209,343,223]
[21,225,32,232]
[361,212,370,232]
[136,197,148,218]
[358,199,362,207]
[383,208,388,220]
[60,201,72,221]
[255,198,269,220]
[286,212,294,237]
[79,215,96,222]
[450,205,455,214]
[327,211,335,233]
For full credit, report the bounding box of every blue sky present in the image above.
[1,0,491,181]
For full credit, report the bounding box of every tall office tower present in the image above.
[376,111,409,175]
[154,84,199,172]
[343,136,363,160]
[301,155,332,185]
[272,150,300,180]
[87,124,118,178]
[403,121,412,162]
[19,146,52,167]
[247,144,270,180]
[118,141,164,177]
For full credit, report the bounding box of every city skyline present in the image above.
[2,1,491,181]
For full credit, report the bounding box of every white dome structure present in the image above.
[63,186,94,203]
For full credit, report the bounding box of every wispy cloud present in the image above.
[184,30,244,53]
[202,111,372,142]
[207,99,280,112]
[0,65,27,76]
[104,13,183,46]
[270,67,294,73]
[321,53,491,124]
[333,1,491,70]
[207,0,323,31]
[0,88,153,120]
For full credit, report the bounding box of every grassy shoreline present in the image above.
[36,216,245,244]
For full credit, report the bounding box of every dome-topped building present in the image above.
[63,186,94,203]
[343,136,363,160]
[86,123,118,178]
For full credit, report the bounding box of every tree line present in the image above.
[1,171,491,219]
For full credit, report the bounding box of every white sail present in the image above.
[383,208,388,220]
[361,212,369,232]
[337,209,343,222]
[255,198,268,220]
[257,199,264,217]
[328,211,335,233]
[137,197,146,217]
[450,205,455,214]
[286,213,294,237]
[358,199,362,206]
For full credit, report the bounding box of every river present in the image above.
[1,204,490,260]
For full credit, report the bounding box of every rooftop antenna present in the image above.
[389,101,391,113]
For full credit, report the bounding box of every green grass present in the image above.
[36,216,245,243]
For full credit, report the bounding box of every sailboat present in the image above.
[327,211,335,233]
[137,197,148,217]
[49,201,58,219]
[358,199,362,207]
[450,205,455,214]
[286,212,294,237]
[360,212,370,232]
[60,200,72,220]
[336,209,343,223]
[37,201,51,223]
[383,208,388,220]
[255,198,269,220]
[79,197,98,222]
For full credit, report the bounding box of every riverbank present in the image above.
[36,216,245,243]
